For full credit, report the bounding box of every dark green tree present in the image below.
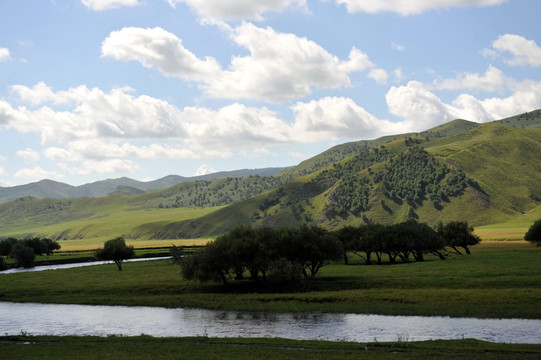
[95,237,135,271]
[0,237,18,257]
[286,225,343,280]
[0,256,7,271]
[524,219,541,246]
[22,238,47,256]
[437,221,480,255]
[41,238,61,255]
[334,225,360,264]
[10,243,35,268]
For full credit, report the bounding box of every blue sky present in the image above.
[0,0,540,186]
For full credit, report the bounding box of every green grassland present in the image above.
[1,336,540,360]
[1,243,539,319]
[0,195,221,242]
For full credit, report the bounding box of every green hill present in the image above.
[0,111,540,241]
[145,121,540,239]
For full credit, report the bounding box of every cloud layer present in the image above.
[485,34,541,67]
[168,0,306,21]
[101,24,374,103]
[335,0,506,15]
[81,0,140,11]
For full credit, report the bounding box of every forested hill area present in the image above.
[0,110,540,241]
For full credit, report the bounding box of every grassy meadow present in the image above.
[1,242,539,319]
[0,197,222,242]
[1,336,540,360]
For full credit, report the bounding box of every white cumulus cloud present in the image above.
[8,83,188,143]
[101,27,221,82]
[368,68,389,85]
[101,24,374,103]
[16,148,41,162]
[195,164,216,176]
[0,47,10,62]
[335,0,506,15]
[208,23,373,102]
[484,34,541,67]
[386,79,541,127]
[432,65,507,92]
[81,0,140,11]
[167,0,306,22]
[291,96,404,141]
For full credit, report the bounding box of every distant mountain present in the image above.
[108,185,147,196]
[0,167,287,204]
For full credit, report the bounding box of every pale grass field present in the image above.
[474,227,528,241]
[56,227,529,251]
[58,238,212,251]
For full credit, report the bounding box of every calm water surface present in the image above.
[0,257,170,274]
[1,302,539,343]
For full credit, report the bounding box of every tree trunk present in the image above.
[218,270,228,285]
[452,246,463,255]
[115,260,123,271]
[432,251,446,260]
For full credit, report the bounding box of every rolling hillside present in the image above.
[0,110,540,241]
[138,120,541,239]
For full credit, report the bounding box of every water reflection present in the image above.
[1,302,539,343]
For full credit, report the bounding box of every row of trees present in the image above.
[175,220,480,285]
[0,235,135,271]
[0,237,61,269]
[336,220,480,265]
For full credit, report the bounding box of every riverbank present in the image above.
[1,244,539,319]
[1,335,541,360]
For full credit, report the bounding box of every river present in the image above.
[0,257,171,274]
[1,302,539,343]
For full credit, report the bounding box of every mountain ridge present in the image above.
[0,167,288,204]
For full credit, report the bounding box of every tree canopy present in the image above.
[525,219,541,246]
[179,225,343,285]
[95,237,135,271]
[0,237,61,269]
[437,220,480,255]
